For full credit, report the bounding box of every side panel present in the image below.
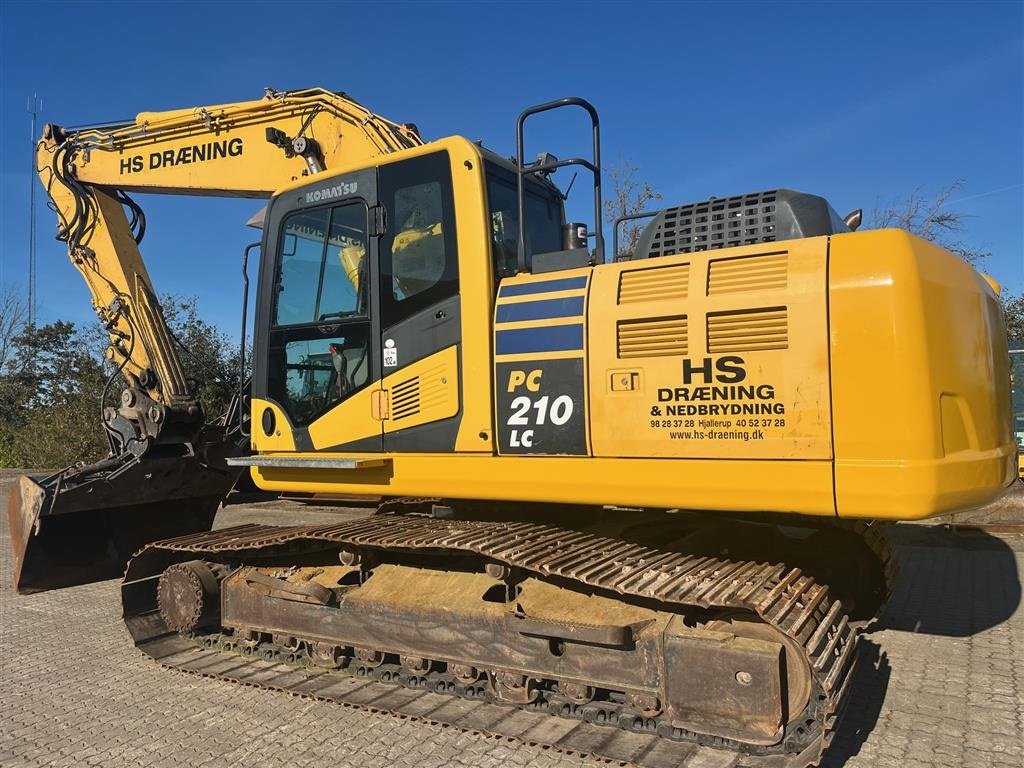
[587,240,832,459]
[829,229,1017,519]
[250,453,837,515]
[448,141,497,453]
[381,345,460,437]
[493,271,592,456]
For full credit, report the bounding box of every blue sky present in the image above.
[1,0,1021,336]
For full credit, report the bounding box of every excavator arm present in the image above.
[10,87,422,592]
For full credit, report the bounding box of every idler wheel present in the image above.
[157,560,222,634]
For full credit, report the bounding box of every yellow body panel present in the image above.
[828,229,1017,518]
[433,139,495,453]
[250,399,297,451]
[588,240,831,459]
[256,346,460,452]
[381,345,460,434]
[305,387,380,450]
[251,453,837,516]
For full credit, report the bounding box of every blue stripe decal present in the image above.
[498,276,588,298]
[495,296,585,324]
[495,324,584,355]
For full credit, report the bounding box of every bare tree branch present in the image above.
[0,285,29,371]
[603,159,662,258]
[870,179,991,264]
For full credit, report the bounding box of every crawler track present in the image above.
[122,517,860,768]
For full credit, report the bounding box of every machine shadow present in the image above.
[878,526,1021,636]
[821,640,890,768]
[824,528,1019,764]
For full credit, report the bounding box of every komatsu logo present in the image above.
[119,138,243,174]
[305,181,358,204]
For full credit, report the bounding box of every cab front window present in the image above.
[268,200,371,426]
[274,203,368,325]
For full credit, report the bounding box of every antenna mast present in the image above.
[27,94,41,325]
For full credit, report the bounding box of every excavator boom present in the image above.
[10,88,422,592]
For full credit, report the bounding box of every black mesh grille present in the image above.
[644,191,778,257]
[632,189,843,260]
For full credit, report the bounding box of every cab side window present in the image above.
[379,152,458,326]
[483,162,564,282]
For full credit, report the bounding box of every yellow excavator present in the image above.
[8,87,1017,768]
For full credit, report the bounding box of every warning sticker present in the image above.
[383,339,398,368]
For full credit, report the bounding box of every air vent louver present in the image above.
[617,316,688,358]
[390,376,420,420]
[707,307,788,353]
[618,263,690,304]
[707,253,788,295]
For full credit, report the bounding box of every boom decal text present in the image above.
[119,138,244,174]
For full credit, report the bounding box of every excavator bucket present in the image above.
[8,454,234,594]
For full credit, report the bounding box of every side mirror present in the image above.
[843,208,863,232]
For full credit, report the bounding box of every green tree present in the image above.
[0,321,108,467]
[0,293,243,468]
[1002,292,1024,342]
[161,295,243,420]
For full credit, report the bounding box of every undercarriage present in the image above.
[123,505,895,767]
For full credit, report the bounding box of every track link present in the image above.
[846,521,899,628]
[122,517,859,768]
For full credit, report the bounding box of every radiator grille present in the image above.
[707,252,788,295]
[617,316,688,358]
[618,263,690,304]
[707,307,788,353]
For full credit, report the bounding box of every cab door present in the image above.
[252,168,384,453]
[376,151,462,452]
